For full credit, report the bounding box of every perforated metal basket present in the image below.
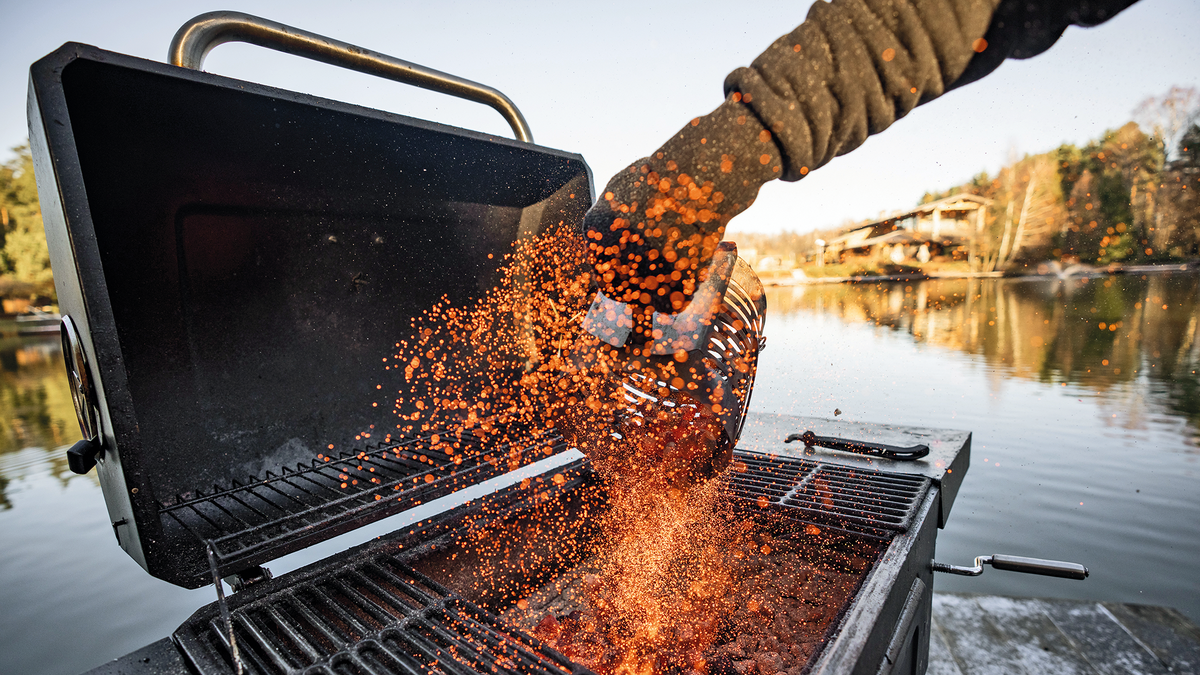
[580,243,767,480]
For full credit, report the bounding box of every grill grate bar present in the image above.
[161,428,567,574]
[258,479,316,510]
[356,638,429,675]
[239,611,296,674]
[726,473,809,497]
[727,451,929,534]
[165,507,214,541]
[373,562,451,608]
[445,601,574,675]
[203,613,272,675]
[387,622,460,675]
[186,502,231,533]
[286,593,346,654]
[785,494,911,519]
[342,651,389,675]
[224,490,277,522]
[175,506,592,675]
[311,580,376,643]
[795,481,920,509]
[265,605,323,664]
[809,477,924,501]
[419,609,496,668]
[341,571,411,625]
[349,570,422,620]
[291,470,347,500]
[798,482,922,501]
[329,576,397,633]
[418,603,561,675]
[814,468,926,492]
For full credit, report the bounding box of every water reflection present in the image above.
[0,336,82,507]
[770,274,1200,444]
[0,280,1197,675]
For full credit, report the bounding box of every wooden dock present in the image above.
[929,593,1200,674]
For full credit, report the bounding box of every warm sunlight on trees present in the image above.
[0,144,53,303]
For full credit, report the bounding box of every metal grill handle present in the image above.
[168,11,534,142]
[933,554,1089,580]
[785,430,930,461]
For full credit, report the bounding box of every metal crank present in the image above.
[932,554,1089,580]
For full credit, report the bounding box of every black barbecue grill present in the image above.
[148,427,958,675]
[29,13,1081,675]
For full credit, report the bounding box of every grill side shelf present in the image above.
[727,450,930,537]
[161,428,569,581]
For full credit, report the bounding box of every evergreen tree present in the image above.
[0,144,54,301]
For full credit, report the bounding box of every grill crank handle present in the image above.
[785,430,930,461]
[933,554,1089,580]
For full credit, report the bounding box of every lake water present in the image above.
[1,274,1198,675]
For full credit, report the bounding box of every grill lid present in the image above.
[29,41,593,587]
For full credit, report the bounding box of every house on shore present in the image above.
[821,193,993,264]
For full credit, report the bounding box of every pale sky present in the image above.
[1,0,1197,236]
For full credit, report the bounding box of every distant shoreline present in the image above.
[761,261,1199,286]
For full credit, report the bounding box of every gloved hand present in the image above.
[582,96,777,318]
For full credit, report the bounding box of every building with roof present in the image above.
[822,193,993,264]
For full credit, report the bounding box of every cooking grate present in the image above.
[173,450,927,675]
[176,524,594,675]
[727,451,928,536]
[160,426,569,573]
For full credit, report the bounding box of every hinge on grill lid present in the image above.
[223,565,272,592]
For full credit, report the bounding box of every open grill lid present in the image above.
[29,39,593,588]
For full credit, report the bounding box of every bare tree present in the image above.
[993,155,1066,268]
[1134,86,1200,161]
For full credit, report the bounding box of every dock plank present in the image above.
[1101,602,1200,674]
[973,595,1098,674]
[1041,600,1170,675]
[931,594,1200,675]
[928,614,966,675]
[932,594,1045,674]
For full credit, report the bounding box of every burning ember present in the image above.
[363,222,815,675]
[500,499,879,675]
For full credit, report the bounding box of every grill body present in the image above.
[159,432,955,675]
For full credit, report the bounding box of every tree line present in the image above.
[734,87,1200,273]
[1,86,1197,304]
[921,86,1200,269]
[0,144,53,304]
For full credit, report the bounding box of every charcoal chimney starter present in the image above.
[575,243,767,483]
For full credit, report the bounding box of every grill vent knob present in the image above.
[66,438,103,475]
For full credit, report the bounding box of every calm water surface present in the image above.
[1,274,1198,675]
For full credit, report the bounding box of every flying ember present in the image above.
[372,222,832,675]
